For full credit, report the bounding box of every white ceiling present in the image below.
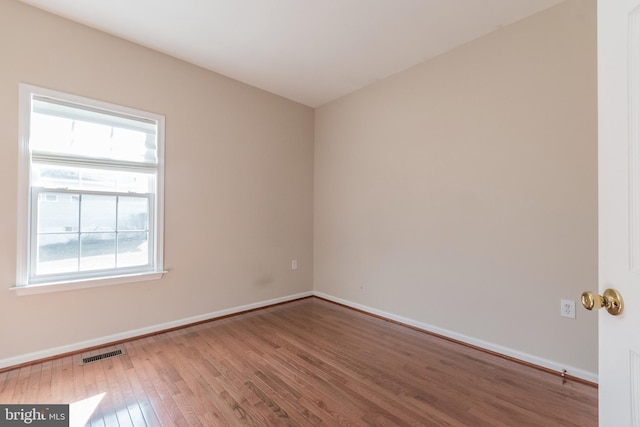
[18,0,564,107]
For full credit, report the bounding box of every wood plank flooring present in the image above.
[0,297,597,426]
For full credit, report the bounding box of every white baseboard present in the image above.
[313,291,598,384]
[0,291,313,370]
[1,290,598,384]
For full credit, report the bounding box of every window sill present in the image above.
[9,271,167,296]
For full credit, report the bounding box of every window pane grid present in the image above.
[32,190,152,281]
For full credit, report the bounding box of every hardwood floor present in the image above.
[0,297,597,426]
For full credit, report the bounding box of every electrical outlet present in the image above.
[561,299,576,319]
[291,259,298,270]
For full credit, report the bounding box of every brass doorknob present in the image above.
[581,288,624,316]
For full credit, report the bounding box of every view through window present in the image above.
[17,84,165,289]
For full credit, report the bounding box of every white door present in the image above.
[597,0,640,425]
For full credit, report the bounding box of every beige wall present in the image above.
[1,0,598,376]
[314,0,598,373]
[0,0,314,361]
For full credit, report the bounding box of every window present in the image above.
[14,84,165,294]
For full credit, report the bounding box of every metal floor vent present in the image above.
[81,348,125,365]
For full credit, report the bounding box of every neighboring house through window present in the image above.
[14,84,165,295]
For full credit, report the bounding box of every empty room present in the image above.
[0,0,634,425]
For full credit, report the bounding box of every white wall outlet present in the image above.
[291,259,298,270]
[561,299,576,319]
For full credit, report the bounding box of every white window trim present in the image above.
[13,83,166,295]
[9,272,166,296]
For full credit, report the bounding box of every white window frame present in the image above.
[12,84,166,295]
